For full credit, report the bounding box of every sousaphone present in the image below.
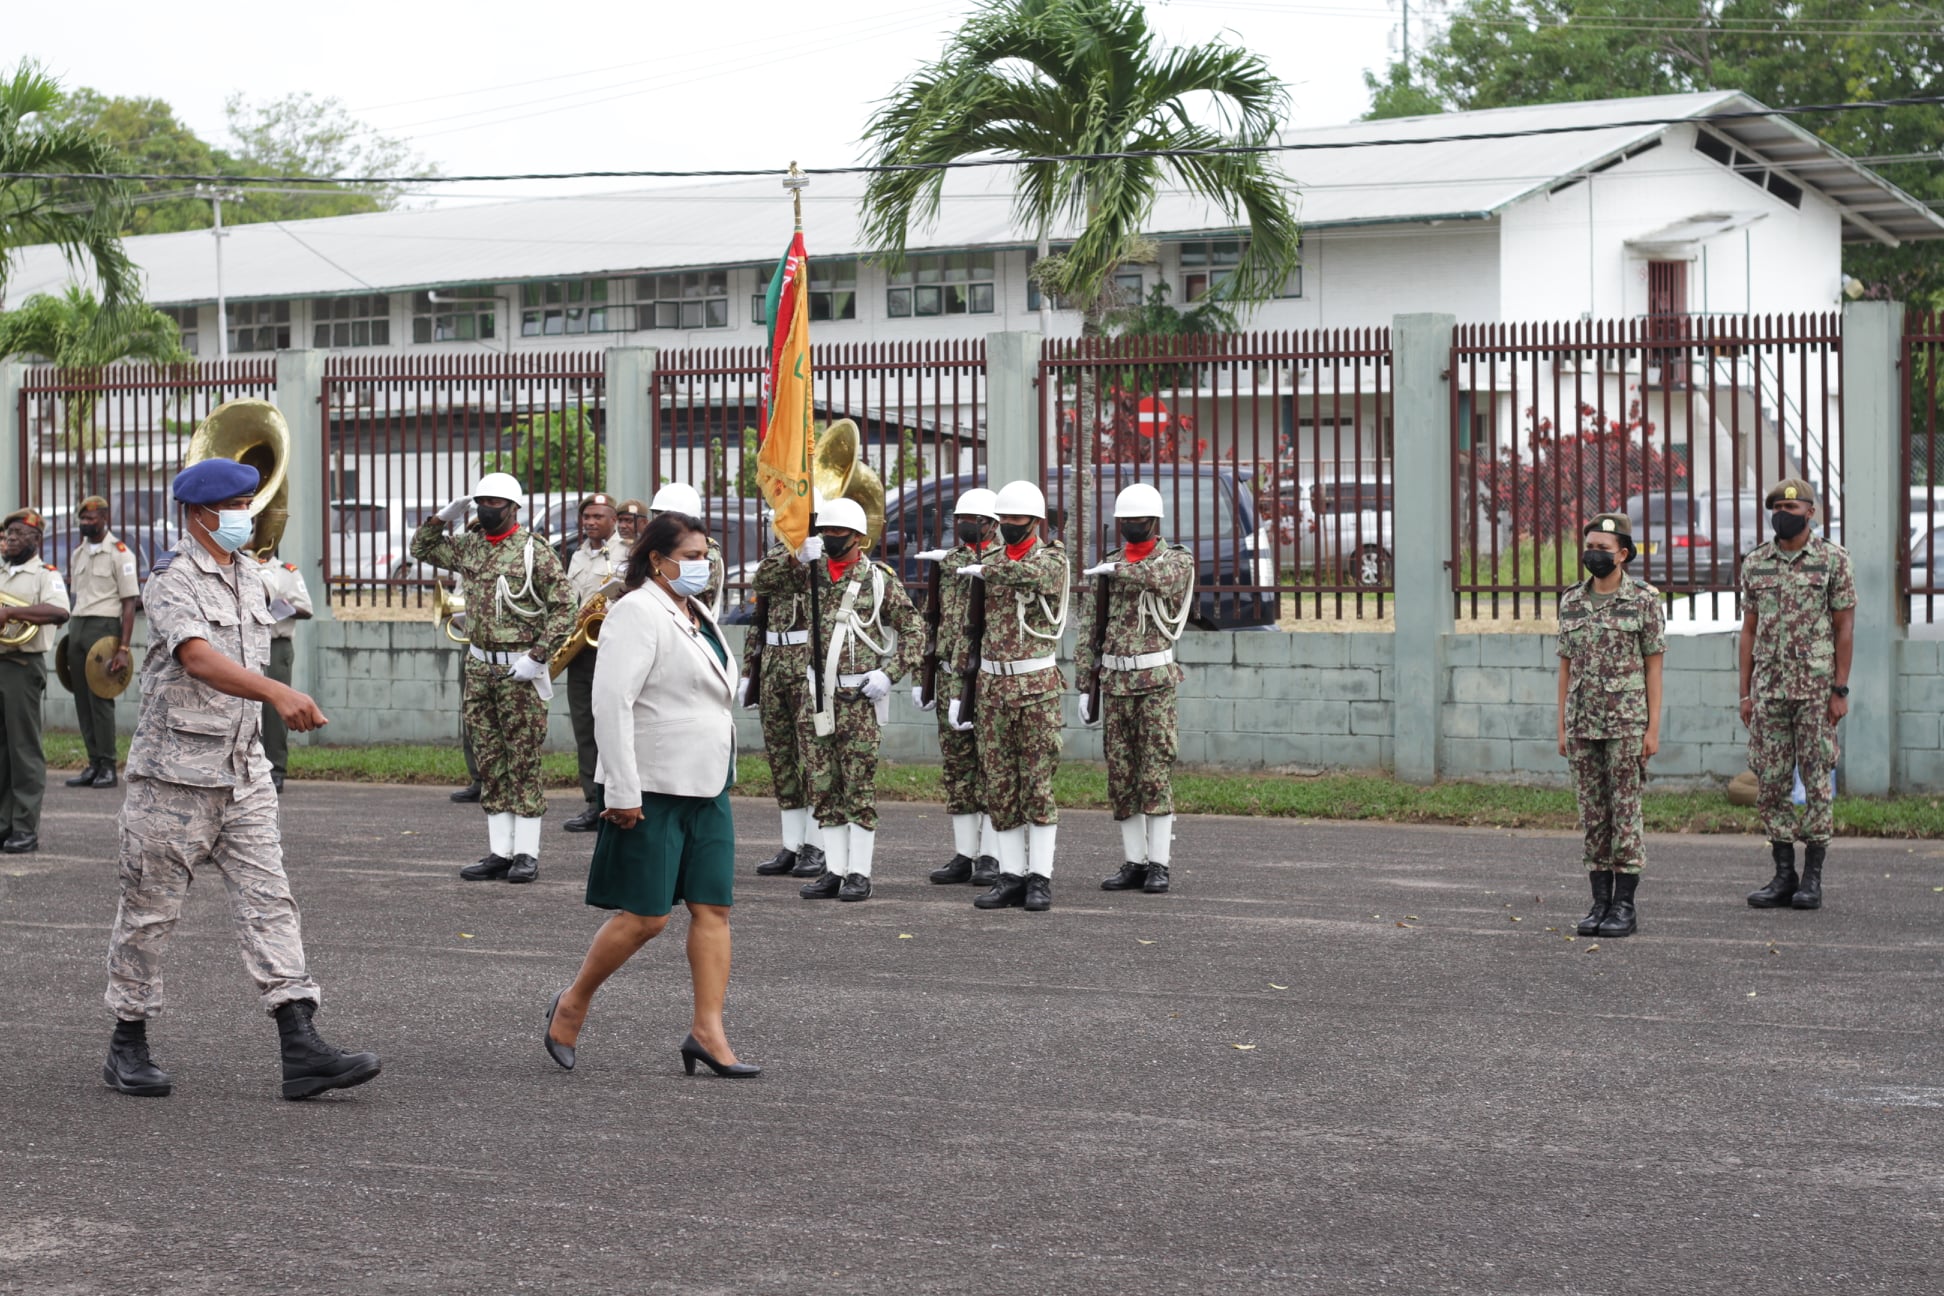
[811,419,885,549]
[184,398,291,557]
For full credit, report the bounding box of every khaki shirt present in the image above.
[567,533,628,605]
[69,530,140,618]
[0,559,70,656]
[127,538,275,787]
[256,556,315,641]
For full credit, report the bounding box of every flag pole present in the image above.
[783,161,824,715]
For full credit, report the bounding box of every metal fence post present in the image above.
[1391,313,1457,784]
[984,331,1042,490]
[606,347,659,500]
[1840,301,1903,795]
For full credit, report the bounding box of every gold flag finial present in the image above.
[784,161,808,230]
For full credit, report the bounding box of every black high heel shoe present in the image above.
[544,991,575,1071]
[680,1033,760,1078]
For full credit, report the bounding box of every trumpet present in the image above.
[433,581,469,645]
[0,592,38,648]
[550,587,612,679]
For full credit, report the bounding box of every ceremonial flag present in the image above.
[757,231,814,550]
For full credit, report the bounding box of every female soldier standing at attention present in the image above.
[1556,512,1664,939]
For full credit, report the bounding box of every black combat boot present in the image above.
[460,853,512,881]
[66,761,103,788]
[1747,841,1798,908]
[839,873,873,902]
[562,806,601,833]
[1142,864,1170,894]
[970,854,1001,888]
[1101,862,1148,891]
[755,848,799,876]
[1598,872,1640,937]
[1023,875,1053,912]
[450,783,481,803]
[1577,870,1614,936]
[791,844,826,878]
[799,870,841,900]
[273,1001,381,1101]
[102,1018,172,1097]
[506,854,539,884]
[975,875,1028,909]
[929,853,974,885]
[94,763,118,789]
[1792,843,1827,910]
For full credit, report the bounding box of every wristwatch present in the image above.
[1830,684,1851,698]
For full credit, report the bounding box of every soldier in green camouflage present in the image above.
[909,489,1002,887]
[412,473,575,885]
[954,480,1069,913]
[1739,478,1855,912]
[794,497,925,903]
[743,537,826,880]
[1077,483,1197,895]
[1555,512,1664,939]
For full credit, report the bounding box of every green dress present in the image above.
[584,620,737,917]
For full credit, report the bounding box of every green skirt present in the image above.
[584,777,736,917]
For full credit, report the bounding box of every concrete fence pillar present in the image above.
[1839,301,1904,795]
[276,350,328,744]
[606,347,658,498]
[984,331,1042,490]
[0,360,23,514]
[1390,313,1457,784]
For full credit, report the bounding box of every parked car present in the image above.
[328,498,445,583]
[1307,474,1393,588]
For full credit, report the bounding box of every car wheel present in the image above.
[1357,546,1391,588]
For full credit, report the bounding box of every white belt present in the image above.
[1103,650,1175,672]
[835,672,889,724]
[766,630,810,646]
[980,655,1057,677]
[468,645,525,666]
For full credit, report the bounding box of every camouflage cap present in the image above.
[2,507,44,532]
[1764,478,1816,509]
[1583,511,1635,547]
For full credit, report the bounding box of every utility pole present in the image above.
[1402,0,1410,71]
[195,187,243,359]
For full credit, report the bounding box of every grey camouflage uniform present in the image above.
[105,537,321,1020]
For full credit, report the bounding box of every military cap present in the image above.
[173,458,260,505]
[579,492,616,514]
[1582,511,1635,556]
[2,507,44,531]
[78,494,109,511]
[1764,477,1815,509]
[618,499,647,517]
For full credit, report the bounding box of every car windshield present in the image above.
[1313,481,1392,514]
[1067,475,1235,542]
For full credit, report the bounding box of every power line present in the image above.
[6,94,1940,189]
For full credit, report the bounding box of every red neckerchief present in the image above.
[825,550,863,583]
[1005,534,1038,562]
[484,524,518,546]
[1123,538,1158,564]
[968,537,992,553]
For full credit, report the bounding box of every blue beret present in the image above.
[173,459,261,506]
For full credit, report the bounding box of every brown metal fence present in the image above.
[652,340,986,619]
[321,352,606,608]
[17,360,277,582]
[1039,330,1393,628]
[1905,311,1944,623]
[1450,314,1843,620]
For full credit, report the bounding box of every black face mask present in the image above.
[955,520,988,546]
[1581,549,1618,579]
[1118,519,1155,545]
[999,522,1034,546]
[80,523,106,542]
[820,531,854,559]
[475,503,514,534]
[1770,510,1809,540]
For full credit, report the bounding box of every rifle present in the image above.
[807,557,825,716]
[918,558,943,707]
[958,573,988,724]
[743,594,769,707]
[1086,570,1112,721]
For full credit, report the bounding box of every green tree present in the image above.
[482,408,605,494]
[0,60,137,313]
[860,0,1301,567]
[1361,0,1944,303]
[0,286,186,447]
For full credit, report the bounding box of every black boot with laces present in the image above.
[103,1018,172,1097]
[274,1001,380,1101]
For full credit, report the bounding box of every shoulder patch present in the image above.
[284,562,298,571]
[43,563,56,572]
[874,561,898,579]
[150,552,176,574]
[114,542,128,553]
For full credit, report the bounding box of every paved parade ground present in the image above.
[2,781,1940,1294]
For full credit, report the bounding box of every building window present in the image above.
[1027,248,1143,311]
[1177,240,1301,302]
[519,280,617,337]
[412,287,498,344]
[229,301,292,353]
[886,253,995,318]
[159,306,198,357]
[311,295,391,348]
[638,271,729,330]
[752,259,858,324]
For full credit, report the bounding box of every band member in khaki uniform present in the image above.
[0,508,69,853]
[650,482,725,619]
[616,499,648,548]
[563,493,627,833]
[63,495,138,789]
[102,458,378,1101]
[255,548,314,793]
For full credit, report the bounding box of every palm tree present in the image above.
[859,0,1300,566]
[0,59,137,312]
[0,286,185,448]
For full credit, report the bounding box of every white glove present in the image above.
[737,676,755,709]
[796,535,824,564]
[436,495,470,524]
[508,654,547,682]
[1083,561,1117,577]
[859,669,891,702]
[948,698,975,732]
[1078,693,1098,726]
[910,685,936,713]
[957,564,985,579]
[915,548,953,563]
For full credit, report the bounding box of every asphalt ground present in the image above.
[2,781,1940,1295]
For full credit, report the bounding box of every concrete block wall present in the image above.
[1897,639,1944,788]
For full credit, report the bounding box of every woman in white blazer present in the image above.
[543,511,758,1078]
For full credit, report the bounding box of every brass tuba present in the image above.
[0,592,39,648]
[811,418,886,549]
[433,581,470,644]
[184,398,291,558]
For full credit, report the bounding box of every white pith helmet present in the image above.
[1114,482,1165,519]
[471,472,525,505]
[650,481,703,516]
[815,496,870,536]
[954,488,1000,521]
[992,480,1047,520]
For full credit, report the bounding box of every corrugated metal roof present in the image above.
[8,90,1938,306]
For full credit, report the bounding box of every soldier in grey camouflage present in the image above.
[1738,478,1855,912]
[412,472,576,884]
[101,457,379,1102]
[1077,483,1197,895]
[795,497,925,903]
[743,538,827,879]
[957,480,1069,913]
[1555,512,1664,939]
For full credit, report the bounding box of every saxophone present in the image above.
[550,545,622,679]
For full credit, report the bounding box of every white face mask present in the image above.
[206,508,254,554]
[664,558,712,597]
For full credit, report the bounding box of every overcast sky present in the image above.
[15,0,1410,203]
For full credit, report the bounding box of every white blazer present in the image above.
[591,581,739,807]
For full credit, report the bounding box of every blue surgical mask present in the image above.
[207,508,254,554]
[667,558,712,597]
